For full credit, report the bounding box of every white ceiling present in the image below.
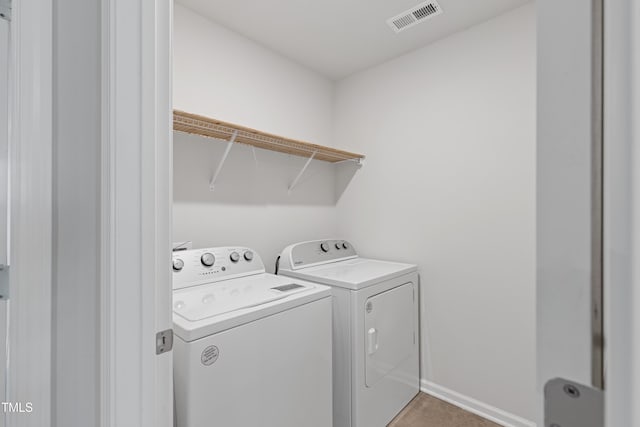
[177,0,532,80]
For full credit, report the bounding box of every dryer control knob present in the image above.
[229,252,240,263]
[243,251,254,261]
[320,242,329,252]
[201,253,215,267]
[335,243,341,250]
[342,242,349,250]
[173,258,184,272]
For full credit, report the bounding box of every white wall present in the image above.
[173,4,340,270]
[333,4,536,424]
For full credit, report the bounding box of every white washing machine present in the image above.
[278,239,419,427]
[172,246,332,427]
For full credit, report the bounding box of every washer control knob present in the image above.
[201,253,215,267]
[342,242,349,250]
[335,243,341,250]
[172,258,184,272]
[243,251,254,261]
[320,242,329,252]
[229,251,240,263]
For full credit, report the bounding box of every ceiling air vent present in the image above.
[387,1,443,33]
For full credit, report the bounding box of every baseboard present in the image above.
[420,380,536,427]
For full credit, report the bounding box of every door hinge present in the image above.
[156,329,173,355]
[0,0,11,21]
[0,265,9,300]
[544,378,603,427]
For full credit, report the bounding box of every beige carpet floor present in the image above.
[388,393,501,427]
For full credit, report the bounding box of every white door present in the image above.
[364,283,415,387]
[539,0,640,425]
[0,14,9,427]
[4,1,54,425]
[537,1,605,423]
[602,0,640,425]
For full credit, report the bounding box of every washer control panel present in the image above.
[279,239,357,271]
[172,247,264,290]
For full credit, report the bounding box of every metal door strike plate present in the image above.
[544,378,604,427]
[0,265,9,300]
[156,329,173,355]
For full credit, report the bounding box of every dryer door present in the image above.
[364,282,415,387]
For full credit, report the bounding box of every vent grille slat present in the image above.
[387,1,443,33]
[413,4,438,20]
[393,14,416,30]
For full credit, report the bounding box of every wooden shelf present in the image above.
[173,110,364,163]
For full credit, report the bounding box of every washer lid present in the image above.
[281,257,417,290]
[172,273,331,342]
[173,275,311,322]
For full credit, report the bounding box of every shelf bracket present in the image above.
[288,150,317,194]
[334,157,364,167]
[251,147,259,167]
[209,130,238,191]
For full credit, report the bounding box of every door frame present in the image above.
[99,1,173,427]
[603,0,640,425]
[7,0,53,425]
[9,0,173,424]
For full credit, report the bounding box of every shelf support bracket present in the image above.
[209,130,238,191]
[288,150,317,194]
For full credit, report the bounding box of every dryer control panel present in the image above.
[279,239,357,271]
[172,247,265,290]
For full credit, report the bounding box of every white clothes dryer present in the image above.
[172,246,332,427]
[278,240,419,427]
